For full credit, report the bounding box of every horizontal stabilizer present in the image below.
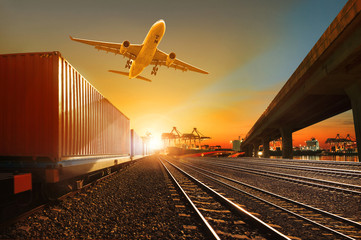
[108,70,152,82]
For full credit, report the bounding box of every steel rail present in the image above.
[161,157,291,240]
[159,159,220,240]
[182,162,361,228]
[201,161,361,194]
[247,157,361,167]
[247,161,361,177]
[217,158,361,178]
[178,161,358,240]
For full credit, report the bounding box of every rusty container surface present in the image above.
[0,52,130,161]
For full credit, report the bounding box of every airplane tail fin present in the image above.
[108,70,152,82]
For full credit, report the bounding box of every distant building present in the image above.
[232,140,241,152]
[305,137,320,151]
[210,145,222,150]
[270,139,282,151]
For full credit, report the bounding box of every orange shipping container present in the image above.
[130,129,144,158]
[0,52,130,162]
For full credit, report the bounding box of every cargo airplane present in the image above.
[70,19,208,82]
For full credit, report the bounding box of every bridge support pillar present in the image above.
[280,127,293,159]
[346,83,361,162]
[253,143,260,158]
[262,137,270,158]
[241,145,251,157]
[248,145,254,157]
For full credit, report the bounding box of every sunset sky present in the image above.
[0,0,353,148]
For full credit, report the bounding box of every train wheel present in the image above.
[41,182,69,201]
[103,168,111,176]
[0,203,18,222]
[15,190,33,207]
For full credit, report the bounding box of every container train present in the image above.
[0,51,146,205]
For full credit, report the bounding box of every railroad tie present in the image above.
[197,207,230,213]
[175,205,186,209]
[205,217,226,224]
[183,225,197,230]
[215,230,250,239]
[178,213,191,217]
[234,220,246,225]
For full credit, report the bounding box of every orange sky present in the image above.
[0,0,353,149]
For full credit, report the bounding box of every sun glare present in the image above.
[148,135,163,151]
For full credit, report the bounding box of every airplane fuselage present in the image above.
[70,19,208,82]
[129,20,165,79]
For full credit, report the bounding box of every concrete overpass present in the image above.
[241,0,361,160]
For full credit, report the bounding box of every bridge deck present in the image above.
[243,0,361,153]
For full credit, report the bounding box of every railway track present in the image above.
[193,159,361,195]
[171,158,361,239]
[237,161,361,178]
[249,157,361,169]
[206,157,361,178]
[159,157,291,240]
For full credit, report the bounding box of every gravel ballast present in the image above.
[0,156,206,239]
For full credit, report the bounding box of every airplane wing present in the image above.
[152,49,208,74]
[69,36,142,60]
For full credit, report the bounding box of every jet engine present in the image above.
[166,52,176,66]
[120,40,130,54]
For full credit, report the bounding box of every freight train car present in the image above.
[0,51,143,202]
[131,129,145,159]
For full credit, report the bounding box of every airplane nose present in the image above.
[129,68,137,79]
[157,19,165,25]
[129,63,144,79]
[154,19,166,31]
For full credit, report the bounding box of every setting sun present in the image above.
[148,134,164,152]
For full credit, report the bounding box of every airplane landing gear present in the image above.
[151,65,159,76]
[125,59,132,69]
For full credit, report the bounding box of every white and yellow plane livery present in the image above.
[70,19,208,82]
